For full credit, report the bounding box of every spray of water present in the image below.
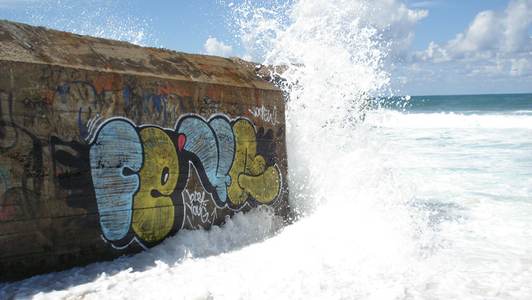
[230,0,393,212]
[24,0,158,46]
[221,0,435,297]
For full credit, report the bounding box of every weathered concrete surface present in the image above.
[0,20,288,281]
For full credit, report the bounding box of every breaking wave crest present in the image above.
[367,110,532,129]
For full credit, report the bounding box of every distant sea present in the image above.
[403,93,532,114]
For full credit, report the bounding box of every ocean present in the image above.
[2,0,532,298]
[369,94,532,298]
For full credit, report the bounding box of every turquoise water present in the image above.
[405,93,532,114]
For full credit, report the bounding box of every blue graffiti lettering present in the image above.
[89,118,142,241]
[177,116,234,204]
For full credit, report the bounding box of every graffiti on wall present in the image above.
[84,114,282,249]
[45,80,196,141]
[248,105,279,126]
[176,115,281,206]
[0,90,45,223]
[182,162,219,229]
[0,73,283,252]
[0,61,286,281]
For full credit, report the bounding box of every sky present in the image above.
[0,0,530,96]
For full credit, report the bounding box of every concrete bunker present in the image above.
[0,20,289,281]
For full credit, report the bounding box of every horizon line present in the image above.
[400,92,532,98]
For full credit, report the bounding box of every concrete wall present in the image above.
[0,20,288,281]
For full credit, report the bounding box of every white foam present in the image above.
[367,109,532,129]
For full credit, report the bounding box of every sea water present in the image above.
[1,0,532,299]
[367,94,532,298]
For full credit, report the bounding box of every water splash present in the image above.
[24,0,158,46]
[228,0,410,217]
[225,0,434,296]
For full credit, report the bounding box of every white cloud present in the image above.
[510,57,532,76]
[503,0,532,52]
[410,0,532,85]
[447,1,532,56]
[448,10,499,54]
[394,0,532,95]
[420,0,532,61]
[367,0,428,55]
[203,37,233,57]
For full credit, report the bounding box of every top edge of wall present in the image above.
[0,19,279,91]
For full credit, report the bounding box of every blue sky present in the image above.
[0,0,530,95]
[406,0,509,50]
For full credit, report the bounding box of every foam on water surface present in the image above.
[367,110,532,129]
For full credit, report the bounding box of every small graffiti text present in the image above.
[248,105,278,125]
[185,190,210,223]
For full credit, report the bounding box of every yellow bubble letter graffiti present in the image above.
[228,119,281,206]
[132,127,179,243]
[238,165,281,203]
